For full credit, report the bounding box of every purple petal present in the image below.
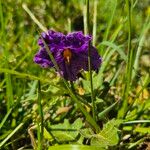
[90,46,102,71]
[65,31,92,49]
[34,48,53,68]
[34,30,102,81]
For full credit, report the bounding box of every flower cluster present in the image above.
[34,30,102,81]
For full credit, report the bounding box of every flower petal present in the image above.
[66,31,91,49]
[34,30,102,81]
[34,48,53,68]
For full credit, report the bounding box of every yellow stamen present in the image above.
[63,49,72,64]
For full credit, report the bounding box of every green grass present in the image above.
[0,0,150,149]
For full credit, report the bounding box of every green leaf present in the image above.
[134,127,150,134]
[48,145,105,150]
[44,128,53,140]
[100,41,127,61]
[80,128,94,138]
[49,118,83,142]
[91,120,120,147]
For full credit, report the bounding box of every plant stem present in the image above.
[86,0,96,121]
[37,81,43,150]
[67,18,71,32]
[0,0,13,111]
[0,123,24,148]
[118,0,133,119]
[22,3,47,32]
[92,0,98,46]
[83,1,87,35]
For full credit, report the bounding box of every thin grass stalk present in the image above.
[37,81,43,150]
[96,23,124,89]
[92,0,98,46]
[132,16,150,79]
[118,0,133,119]
[103,0,117,41]
[128,137,147,149]
[0,123,24,148]
[22,3,47,32]
[83,0,87,35]
[123,120,150,125]
[0,0,13,111]
[5,73,14,111]
[0,68,59,88]
[86,0,96,121]
[0,0,4,33]
[98,101,119,120]
[0,108,13,129]
[67,18,71,32]
[100,0,117,54]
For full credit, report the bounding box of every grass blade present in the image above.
[0,0,14,111]
[101,0,117,54]
[98,101,119,119]
[37,81,44,150]
[0,123,24,148]
[123,120,150,125]
[22,3,47,32]
[132,16,150,79]
[48,145,104,150]
[0,108,13,130]
[118,0,133,119]
[92,0,98,46]
[0,68,59,88]
[86,0,96,121]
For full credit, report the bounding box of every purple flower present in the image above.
[34,30,102,81]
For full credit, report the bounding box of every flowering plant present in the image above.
[34,30,101,81]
